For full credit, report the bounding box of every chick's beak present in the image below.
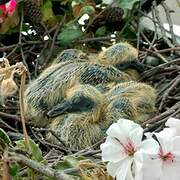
[46,101,72,118]
[116,60,145,73]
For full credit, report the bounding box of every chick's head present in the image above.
[47,84,104,123]
[98,42,144,80]
[107,81,157,123]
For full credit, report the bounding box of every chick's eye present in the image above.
[85,103,92,108]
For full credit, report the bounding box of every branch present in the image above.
[8,152,74,180]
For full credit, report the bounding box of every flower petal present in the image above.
[161,161,180,180]
[171,136,180,159]
[157,127,177,139]
[156,135,173,154]
[129,126,143,147]
[141,138,159,155]
[107,157,133,180]
[107,119,142,144]
[132,151,144,180]
[141,153,162,180]
[100,136,126,162]
[166,117,180,136]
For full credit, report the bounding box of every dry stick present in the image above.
[0,41,44,51]
[140,58,180,80]
[32,127,67,147]
[150,47,180,53]
[19,71,30,148]
[0,111,20,122]
[141,102,180,127]
[159,75,180,110]
[19,8,31,81]
[144,108,180,132]
[161,2,177,46]
[43,15,66,68]
[31,128,73,154]
[78,36,113,43]
[9,153,74,180]
[153,1,174,48]
[142,8,158,62]
[0,118,18,132]
[2,151,9,180]
[131,21,168,63]
[140,31,168,63]
[137,9,174,35]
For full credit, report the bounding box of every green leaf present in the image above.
[0,128,11,145]
[41,0,56,26]
[64,155,85,167]
[29,139,43,162]
[80,6,95,15]
[57,24,83,46]
[9,163,20,177]
[95,26,107,36]
[117,0,140,10]
[55,155,85,176]
[15,139,43,162]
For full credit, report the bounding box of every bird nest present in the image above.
[0,0,180,179]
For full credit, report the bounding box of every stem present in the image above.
[19,71,30,148]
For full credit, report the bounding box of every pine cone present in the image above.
[105,7,124,23]
[87,7,124,32]
[0,0,10,5]
[24,0,42,24]
[23,0,45,37]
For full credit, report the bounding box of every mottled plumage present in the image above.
[24,61,130,126]
[104,81,157,124]
[24,43,156,150]
[52,49,87,64]
[97,42,144,80]
[46,84,104,150]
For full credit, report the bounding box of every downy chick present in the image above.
[24,61,131,127]
[97,42,144,80]
[46,84,104,150]
[103,81,156,128]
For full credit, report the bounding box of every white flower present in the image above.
[100,119,159,180]
[166,117,180,136]
[142,131,180,180]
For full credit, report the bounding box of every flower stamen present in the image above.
[123,138,136,156]
[158,147,174,163]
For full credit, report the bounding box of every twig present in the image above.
[19,8,31,81]
[8,152,74,180]
[161,2,177,46]
[140,58,180,80]
[0,111,20,122]
[0,118,18,132]
[153,1,174,48]
[2,151,9,180]
[31,127,72,154]
[19,70,30,148]
[142,7,158,62]
[141,102,180,127]
[140,31,168,62]
[32,127,67,147]
[149,47,180,54]
[78,36,114,43]
[43,15,66,67]
[159,74,180,110]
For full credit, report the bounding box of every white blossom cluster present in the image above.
[100,118,180,180]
